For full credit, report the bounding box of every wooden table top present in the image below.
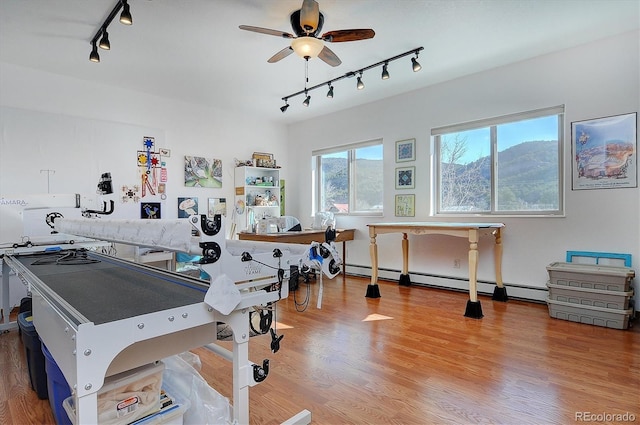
[238,228,355,244]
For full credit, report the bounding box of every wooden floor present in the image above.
[1,275,639,425]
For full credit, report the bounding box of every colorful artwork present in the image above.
[141,202,161,219]
[396,138,416,162]
[138,137,162,197]
[572,113,637,190]
[396,166,415,189]
[208,198,227,217]
[178,197,198,218]
[184,156,222,188]
[395,194,415,217]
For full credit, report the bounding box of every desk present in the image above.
[367,222,506,318]
[239,229,355,274]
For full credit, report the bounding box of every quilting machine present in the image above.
[2,214,312,425]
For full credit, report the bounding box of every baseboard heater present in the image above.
[344,263,548,303]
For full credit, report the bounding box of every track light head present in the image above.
[326,84,334,98]
[381,62,390,80]
[280,99,289,113]
[411,53,422,72]
[303,92,311,107]
[357,73,365,90]
[99,29,110,50]
[89,42,100,62]
[120,0,133,25]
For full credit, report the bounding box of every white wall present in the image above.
[287,31,640,306]
[0,62,291,245]
[1,31,638,309]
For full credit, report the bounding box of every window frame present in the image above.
[312,139,384,216]
[432,105,565,216]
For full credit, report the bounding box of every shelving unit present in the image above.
[234,166,281,233]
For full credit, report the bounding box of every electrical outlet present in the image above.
[453,259,461,268]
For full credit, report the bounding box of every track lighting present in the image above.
[412,51,422,72]
[280,99,290,113]
[120,0,133,25]
[381,62,390,80]
[88,0,133,62]
[326,84,334,98]
[89,42,100,63]
[356,72,365,90]
[279,46,423,111]
[99,29,110,50]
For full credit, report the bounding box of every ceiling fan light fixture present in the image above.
[326,84,334,98]
[99,29,111,50]
[119,0,133,25]
[89,42,100,62]
[291,36,325,59]
[381,62,390,80]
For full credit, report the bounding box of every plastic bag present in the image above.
[162,353,230,425]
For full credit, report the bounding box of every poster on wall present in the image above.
[184,156,222,188]
[140,202,161,219]
[571,112,637,190]
[208,198,227,217]
[178,197,198,218]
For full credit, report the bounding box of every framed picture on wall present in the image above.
[395,138,416,162]
[395,194,415,217]
[208,197,227,217]
[395,166,415,189]
[571,112,637,190]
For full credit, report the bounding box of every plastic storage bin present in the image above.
[547,298,633,329]
[17,311,48,400]
[546,262,635,291]
[42,343,72,425]
[547,282,633,310]
[63,361,165,425]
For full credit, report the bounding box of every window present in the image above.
[433,106,564,215]
[313,140,383,215]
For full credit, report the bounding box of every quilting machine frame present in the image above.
[2,214,312,425]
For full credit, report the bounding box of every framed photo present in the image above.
[571,112,637,190]
[395,194,415,217]
[396,138,416,162]
[395,166,415,189]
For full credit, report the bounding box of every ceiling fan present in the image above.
[239,0,375,67]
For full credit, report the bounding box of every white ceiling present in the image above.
[1,0,638,125]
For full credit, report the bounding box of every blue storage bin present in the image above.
[17,311,48,400]
[42,343,72,425]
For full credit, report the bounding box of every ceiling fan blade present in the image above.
[318,46,341,67]
[268,47,294,63]
[239,25,294,39]
[322,29,375,43]
[300,0,320,33]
